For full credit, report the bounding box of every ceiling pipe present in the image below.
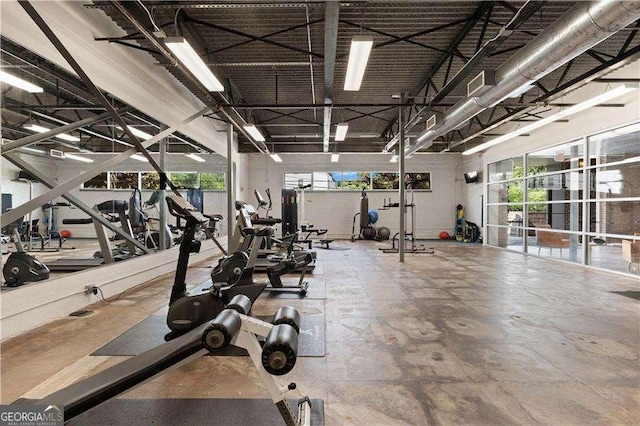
[406,0,640,156]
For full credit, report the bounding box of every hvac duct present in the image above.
[407,0,640,156]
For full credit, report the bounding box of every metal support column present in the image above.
[399,94,406,262]
[569,144,580,262]
[581,136,590,265]
[159,127,168,250]
[522,153,529,253]
[226,122,234,239]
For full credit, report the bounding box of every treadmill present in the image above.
[46,200,137,271]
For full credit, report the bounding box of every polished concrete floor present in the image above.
[1,242,639,425]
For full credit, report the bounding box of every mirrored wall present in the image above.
[486,122,640,275]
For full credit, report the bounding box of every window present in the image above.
[285,171,433,190]
[170,172,198,188]
[405,173,431,190]
[485,122,640,275]
[200,172,225,190]
[284,173,312,189]
[334,172,370,190]
[81,171,225,191]
[372,172,399,189]
[83,172,107,189]
[141,172,160,190]
[110,172,138,189]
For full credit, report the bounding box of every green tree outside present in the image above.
[508,166,547,211]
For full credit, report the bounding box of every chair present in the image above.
[536,224,570,258]
[622,234,640,273]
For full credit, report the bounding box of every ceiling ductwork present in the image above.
[406,0,640,157]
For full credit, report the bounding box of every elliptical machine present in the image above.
[164,195,265,340]
[2,215,50,287]
[211,201,310,295]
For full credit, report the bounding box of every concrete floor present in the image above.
[1,242,639,425]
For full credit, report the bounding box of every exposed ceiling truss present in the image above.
[3,1,638,155]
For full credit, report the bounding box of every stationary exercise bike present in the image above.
[164,195,265,340]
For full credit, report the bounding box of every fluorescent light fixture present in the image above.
[64,153,94,163]
[331,153,340,162]
[117,126,152,140]
[131,153,149,162]
[165,37,225,92]
[21,146,45,154]
[463,84,638,156]
[24,124,80,142]
[344,35,373,91]
[269,153,283,163]
[0,71,43,93]
[334,123,348,141]
[383,135,398,153]
[243,124,265,142]
[185,153,206,163]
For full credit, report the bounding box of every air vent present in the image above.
[426,115,438,131]
[467,70,496,97]
[50,149,64,159]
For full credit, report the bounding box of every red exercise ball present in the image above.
[60,230,71,238]
[439,231,450,240]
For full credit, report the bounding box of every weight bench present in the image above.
[300,224,329,249]
[318,239,333,249]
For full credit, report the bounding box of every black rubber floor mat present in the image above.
[610,290,640,301]
[91,314,325,357]
[67,398,325,426]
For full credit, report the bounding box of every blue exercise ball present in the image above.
[368,209,379,225]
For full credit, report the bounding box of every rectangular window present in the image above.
[334,172,370,190]
[200,172,225,190]
[110,172,138,190]
[405,173,431,190]
[141,172,160,190]
[82,172,108,189]
[284,173,312,189]
[372,172,399,189]
[170,172,198,189]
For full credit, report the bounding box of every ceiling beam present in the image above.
[109,1,268,154]
[2,108,129,153]
[323,1,339,153]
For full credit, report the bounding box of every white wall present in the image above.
[245,153,464,239]
[1,156,56,226]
